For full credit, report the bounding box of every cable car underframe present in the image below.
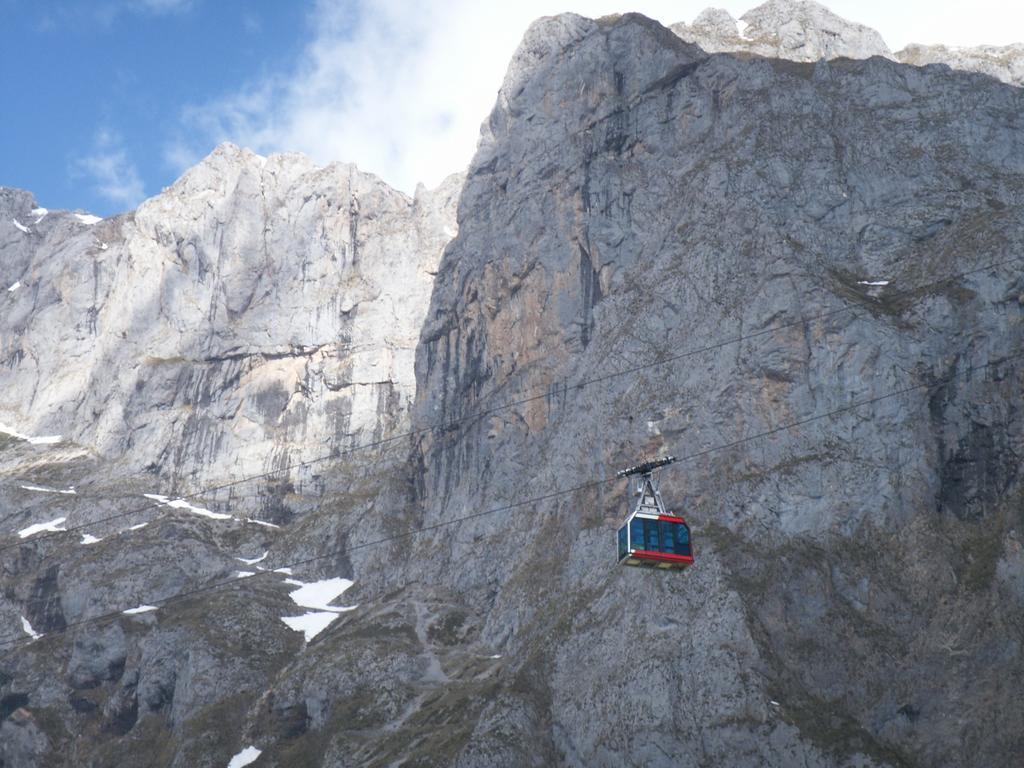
[617,457,694,571]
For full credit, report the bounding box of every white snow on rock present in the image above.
[736,19,751,39]
[18,516,67,538]
[123,605,158,614]
[144,493,232,520]
[80,533,102,545]
[21,617,41,640]
[226,745,262,768]
[0,423,62,445]
[12,219,30,234]
[30,207,48,222]
[281,612,341,642]
[858,280,890,286]
[288,577,354,611]
[273,566,293,575]
[97,241,109,250]
[236,571,256,579]
[20,484,76,495]
[246,518,280,529]
[279,577,357,642]
[127,522,149,531]
[74,213,102,225]
[236,551,268,565]
[7,281,21,292]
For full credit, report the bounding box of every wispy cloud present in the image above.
[241,9,261,34]
[37,0,198,31]
[167,0,718,193]
[73,130,146,210]
[174,0,1024,191]
[129,0,193,12]
[90,0,195,27]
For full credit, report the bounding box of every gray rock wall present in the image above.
[1,145,460,491]
[1,6,1022,768]
[410,12,1024,767]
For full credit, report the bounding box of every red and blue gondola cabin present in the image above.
[617,512,693,570]
[616,457,693,571]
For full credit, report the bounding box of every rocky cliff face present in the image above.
[1,5,1023,768]
[409,12,1024,767]
[1,145,460,493]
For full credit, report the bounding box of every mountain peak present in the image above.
[672,0,892,61]
[672,0,1024,88]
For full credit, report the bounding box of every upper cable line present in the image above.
[1,348,1019,651]
[2,253,1018,557]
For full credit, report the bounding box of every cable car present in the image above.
[616,456,693,571]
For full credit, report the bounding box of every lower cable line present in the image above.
[2,253,1019,556]
[2,349,1019,653]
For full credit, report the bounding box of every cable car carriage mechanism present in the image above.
[616,456,693,571]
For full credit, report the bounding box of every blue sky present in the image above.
[2,0,1022,217]
[0,0,311,216]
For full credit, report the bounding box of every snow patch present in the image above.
[235,571,256,579]
[7,281,21,292]
[12,218,30,234]
[31,207,48,222]
[288,577,354,611]
[443,225,457,238]
[858,280,890,286]
[226,746,262,768]
[0,423,62,445]
[281,612,341,642]
[19,484,76,495]
[736,19,752,40]
[127,522,149,531]
[279,577,357,642]
[21,617,41,640]
[236,551,268,565]
[246,517,280,529]
[74,213,102,225]
[273,566,293,575]
[80,533,102,545]
[123,605,157,615]
[144,493,232,520]
[18,516,67,538]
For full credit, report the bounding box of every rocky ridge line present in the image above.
[671,0,1024,86]
[1,144,461,497]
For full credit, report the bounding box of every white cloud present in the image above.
[74,130,146,210]
[170,0,719,193]
[832,0,1024,49]
[168,0,1024,194]
[162,139,204,176]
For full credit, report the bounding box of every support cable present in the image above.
[2,255,1018,555]
[2,349,1019,652]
